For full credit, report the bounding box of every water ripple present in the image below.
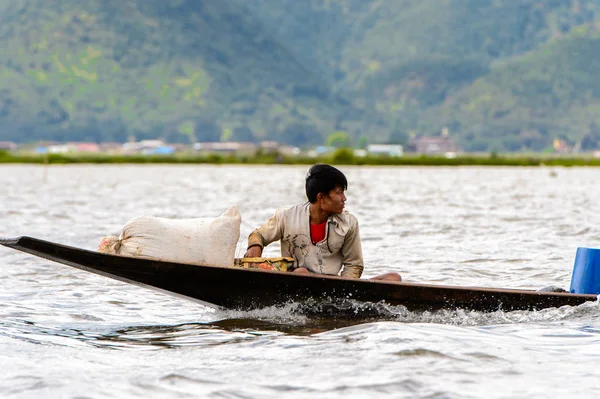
[3,165,600,398]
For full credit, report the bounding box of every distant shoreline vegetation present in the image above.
[2,149,600,167]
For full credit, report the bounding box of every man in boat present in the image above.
[244,163,401,281]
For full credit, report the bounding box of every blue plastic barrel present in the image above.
[570,247,600,294]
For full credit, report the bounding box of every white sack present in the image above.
[98,205,241,267]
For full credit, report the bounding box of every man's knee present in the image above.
[293,267,311,274]
[370,272,402,282]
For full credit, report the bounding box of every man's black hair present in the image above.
[305,163,348,203]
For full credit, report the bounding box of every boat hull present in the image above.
[0,236,597,312]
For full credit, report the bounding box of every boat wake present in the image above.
[2,299,598,351]
[214,296,600,330]
[1,299,598,353]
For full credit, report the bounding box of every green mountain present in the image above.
[242,0,600,150]
[429,28,600,151]
[0,0,381,145]
[2,0,600,151]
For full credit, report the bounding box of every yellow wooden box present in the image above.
[233,257,294,272]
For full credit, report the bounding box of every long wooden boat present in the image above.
[0,236,597,313]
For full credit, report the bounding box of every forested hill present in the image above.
[2,0,600,151]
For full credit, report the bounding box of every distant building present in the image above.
[366,144,404,157]
[259,141,280,151]
[99,142,124,153]
[144,146,175,155]
[553,139,573,153]
[171,144,189,153]
[0,142,17,151]
[67,142,100,153]
[278,145,301,156]
[122,139,176,155]
[140,140,163,147]
[410,136,460,155]
[47,144,70,154]
[37,142,100,154]
[193,142,257,156]
[31,141,61,153]
[122,142,140,154]
[307,146,335,158]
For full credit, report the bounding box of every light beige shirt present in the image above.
[247,202,364,278]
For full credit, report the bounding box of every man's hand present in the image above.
[244,245,263,258]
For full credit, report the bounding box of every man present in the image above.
[244,163,401,281]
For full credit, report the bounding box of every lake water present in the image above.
[1,164,600,398]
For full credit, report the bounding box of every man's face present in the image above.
[321,186,346,214]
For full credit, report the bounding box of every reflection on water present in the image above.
[3,298,600,353]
